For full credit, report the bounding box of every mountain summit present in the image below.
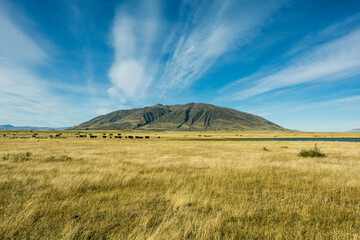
[70,103,285,131]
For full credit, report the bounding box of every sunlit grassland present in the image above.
[0,131,360,239]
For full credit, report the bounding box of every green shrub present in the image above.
[298,144,326,158]
[262,147,270,151]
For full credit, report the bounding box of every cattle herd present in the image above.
[1,132,159,140]
[79,133,153,139]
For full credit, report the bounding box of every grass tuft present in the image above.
[298,144,326,158]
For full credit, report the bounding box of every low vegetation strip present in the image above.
[0,133,359,239]
[2,152,31,162]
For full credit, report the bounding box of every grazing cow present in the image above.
[117,133,122,136]
[128,136,134,139]
[125,136,128,138]
[90,135,97,138]
[157,136,160,138]
[3,134,6,137]
[103,135,107,138]
[145,136,150,139]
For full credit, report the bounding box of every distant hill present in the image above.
[349,128,360,132]
[70,103,286,131]
[0,125,68,130]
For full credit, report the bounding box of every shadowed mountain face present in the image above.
[70,103,286,131]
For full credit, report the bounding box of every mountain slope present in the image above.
[70,103,286,131]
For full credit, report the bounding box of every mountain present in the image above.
[349,128,360,132]
[70,103,286,131]
[0,125,69,130]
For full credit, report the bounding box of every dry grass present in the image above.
[0,131,360,239]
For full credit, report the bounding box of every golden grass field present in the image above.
[1,130,360,239]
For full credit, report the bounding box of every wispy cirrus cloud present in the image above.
[157,0,286,91]
[287,95,360,113]
[220,22,360,100]
[0,7,46,66]
[0,4,53,125]
[108,0,287,103]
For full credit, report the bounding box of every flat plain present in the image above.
[1,131,360,239]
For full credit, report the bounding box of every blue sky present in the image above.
[0,0,359,131]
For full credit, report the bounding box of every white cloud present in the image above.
[109,60,151,97]
[223,28,360,100]
[108,0,161,102]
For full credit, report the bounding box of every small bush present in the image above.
[262,147,270,151]
[298,144,326,158]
